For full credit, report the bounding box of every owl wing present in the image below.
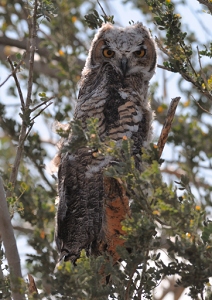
[55,147,105,264]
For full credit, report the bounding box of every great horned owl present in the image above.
[55,22,157,265]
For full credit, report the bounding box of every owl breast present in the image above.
[75,63,153,153]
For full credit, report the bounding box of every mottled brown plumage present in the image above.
[55,22,157,265]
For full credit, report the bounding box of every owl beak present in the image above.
[120,57,128,76]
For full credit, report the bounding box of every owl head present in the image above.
[82,22,157,81]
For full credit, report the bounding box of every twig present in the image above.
[0,74,12,87]
[0,177,25,300]
[156,37,212,101]
[197,46,210,91]
[157,97,181,158]
[180,41,197,77]
[97,0,107,17]
[0,51,26,89]
[125,265,138,300]
[30,101,53,122]
[26,0,38,110]
[191,95,212,115]
[7,56,25,111]
[30,97,54,112]
[21,124,34,147]
[157,64,172,72]
[137,249,149,299]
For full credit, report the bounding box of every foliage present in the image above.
[0,0,212,300]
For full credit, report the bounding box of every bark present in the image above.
[0,177,25,300]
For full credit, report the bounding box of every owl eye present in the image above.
[134,49,146,57]
[103,48,115,58]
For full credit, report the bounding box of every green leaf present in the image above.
[16,52,22,60]
[202,223,212,244]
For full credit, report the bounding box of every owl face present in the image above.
[84,22,157,80]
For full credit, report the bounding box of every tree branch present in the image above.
[7,0,38,194]
[157,64,172,71]
[26,0,37,110]
[161,167,210,189]
[157,97,181,158]
[13,225,34,234]
[7,56,26,111]
[0,35,84,69]
[156,37,212,102]
[0,45,66,79]
[0,51,26,88]
[197,0,212,13]
[0,177,25,300]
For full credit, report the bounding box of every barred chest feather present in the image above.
[75,65,153,152]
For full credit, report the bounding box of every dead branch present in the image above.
[28,274,38,295]
[162,167,211,189]
[157,97,181,158]
[197,0,212,13]
[0,177,25,300]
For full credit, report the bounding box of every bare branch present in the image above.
[157,97,181,158]
[7,56,25,111]
[0,177,25,300]
[13,225,34,234]
[26,0,38,110]
[30,101,53,122]
[157,64,172,71]
[197,0,212,13]
[191,94,212,115]
[195,101,212,115]
[7,123,29,196]
[0,73,13,87]
[30,97,54,112]
[97,0,108,17]
[0,51,26,89]
[162,167,211,189]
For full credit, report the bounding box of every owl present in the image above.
[55,22,157,265]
